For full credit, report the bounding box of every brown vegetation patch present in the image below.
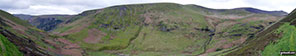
[201,37,248,56]
[215,21,238,32]
[48,47,83,56]
[83,28,107,43]
[205,47,217,53]
[59,24,88,36]
[45,38,83,56]
[56,11,101,36]
[0,16,28,31]
[43,39,60,48]
[241,16,278,23]
[60,49,83,56]
[143,13,154,24]
[0,15,39,38]
[205,16,222,27]
[56,38,80,49]
[222,37,247,49]
[208,14,254,19]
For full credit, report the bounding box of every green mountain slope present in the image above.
[261,23,296,56]
[0,10,85,56]
[0,34,23,56]
[225,8,296,56]
[49,3,285,56]
[0,10,50,55]
[0,3,292,56]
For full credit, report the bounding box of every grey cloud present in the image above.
[0,0,31,9]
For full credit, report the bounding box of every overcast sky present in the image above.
[0,0,295,15]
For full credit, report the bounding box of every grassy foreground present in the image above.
[261,23,296,56]
[0,34,23,56]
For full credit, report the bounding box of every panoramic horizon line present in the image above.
[7,2,288,16]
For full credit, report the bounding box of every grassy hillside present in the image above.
[261,23,296,56]
[0,34,23,56]
[50,3,285,56]
[0,9,86,56]
[0,10,51,55]
[0,10,31,27]
[225,8,296,56]
[0,3,290,56]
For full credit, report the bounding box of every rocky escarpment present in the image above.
[32,17,63,31]
[13,14,72,31]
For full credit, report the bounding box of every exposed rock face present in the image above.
[32,17,63,31]
[14,14,71,31]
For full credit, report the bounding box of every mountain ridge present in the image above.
[14,3,288,17]
[13,3,288,32]
[0,3,294,56]
[48,3,285,56]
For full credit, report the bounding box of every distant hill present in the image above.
[14,4,288,32]
[186,4,288,16]
[12,14,34,20]
[234,7,288,16]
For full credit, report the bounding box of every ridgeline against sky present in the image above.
[0,0,295,15]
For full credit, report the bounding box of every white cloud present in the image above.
[194,0,253,9]
[245,0,296,12]
[7,5,77,15]
[0,0,295,15]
